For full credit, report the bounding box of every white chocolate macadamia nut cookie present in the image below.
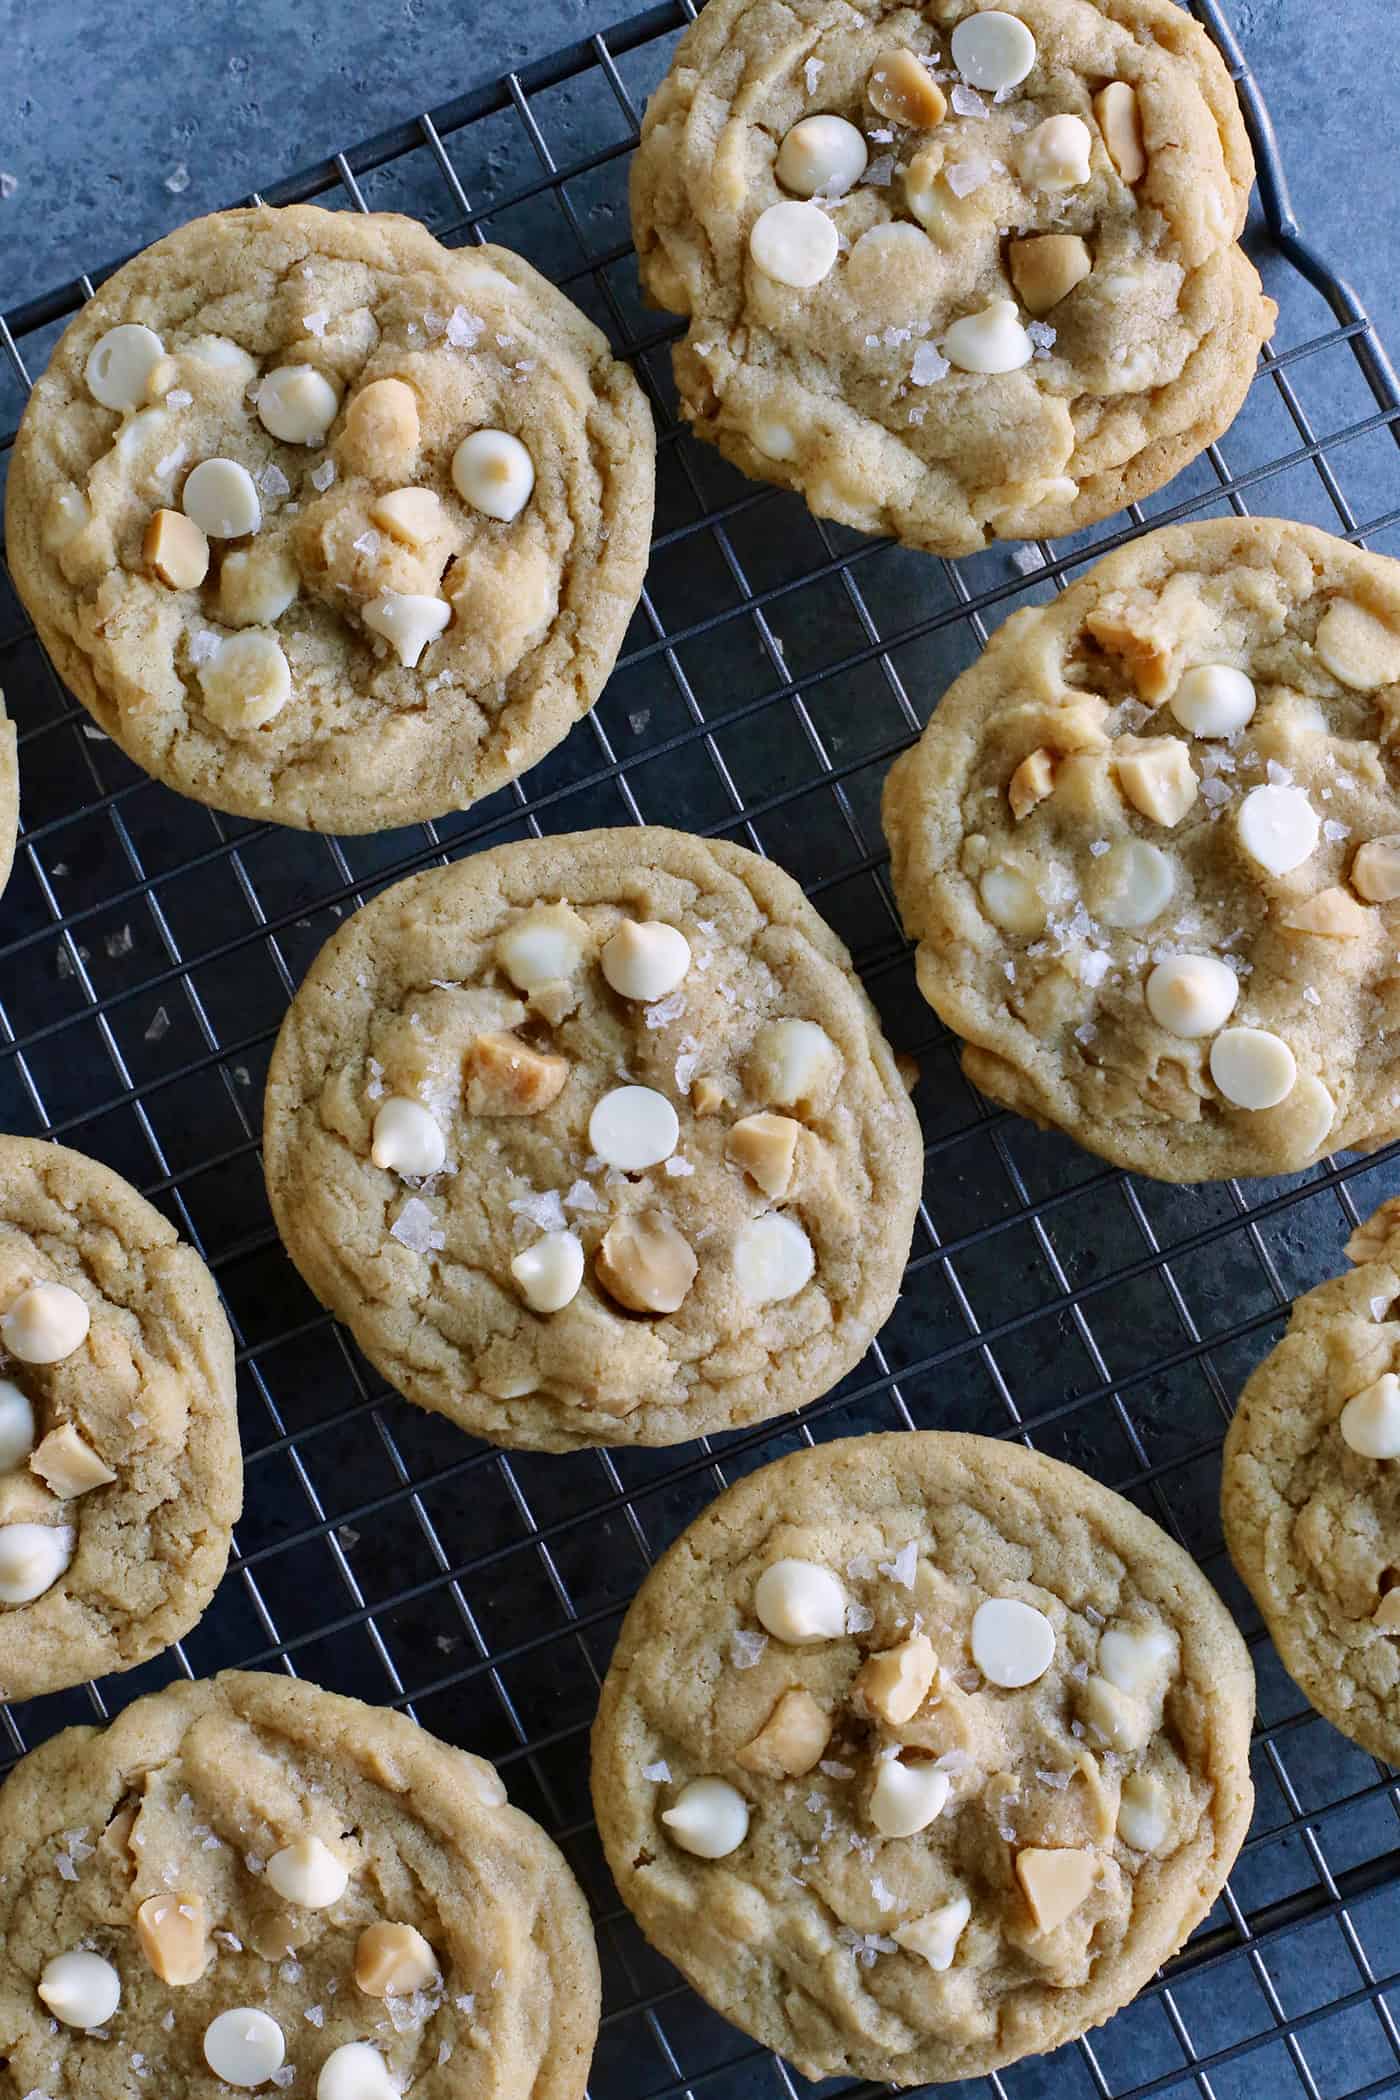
[4,203,654,832]
[0,1672,599,2100]
[885,519,1400,1181]
[592,1432,1253,2086]
[264,827,922,1451]
[0,1135,239,1699]
[630,0,1274,555]
[1223,1198,1400,1765]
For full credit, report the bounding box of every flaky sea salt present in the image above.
[259,462,291,500]
[846,1553,875,1580]
[352,529,381,559]
[950,82,988,117]
[1037,1767,1071,1790]
[165,387,193,409]
[509,1189,567,1232]
[862,153,895,187]
[642,1760,671,1783]
[730,1628,768,1669]
[644,988,687,1029]
[879,1540,918,1588]
[165,162,190,194]
[1323,818,1350,842]
[844,1600,875,1634]
[1012,545,1047,575]
[819,1758,854,1778]
[303,309,329,338]
[564,1179,604,1213]
[664,1155,695,1177]
[946,155,992,197]
[144,1006,170,1044]
[803,56,824,95]
[911,342,950,386]
[871,1874,897,1912]
[446,305,484,349]
[310,458,337,491]
[1027,321,1057,356]
[390,1197,444,1253]
[154,444,187,481]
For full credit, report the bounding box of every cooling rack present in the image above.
[2,2,1400,2094]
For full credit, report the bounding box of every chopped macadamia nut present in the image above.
[735,1687,832,1776]
[1339,1372,1400,1458]
[1114,738,1198,826]
[588,1084,678,1168]
[218,545,298,627]
[747,1018,838,1113]
[369,486,446,550]
[775,116,867,200]
[855,1631,938,1726]
[197,631,292,732]
[86,323,165,410]
[512,1230,585,1314]
[1086,601,1174,700]
[692,1076,726,1116]
[29,1423,116,1498]
[204,2007,286,2087]
[1016,1846,1097,1932]
[145,507,209,589]
[1076,1672,1152,1751]
[1351,837,1400,903]
[754,1557,847,1644]
[495,903,589,991]
[2,1281,89,1363]
[1009,234,1092,315]
[661,1777,749,1858]
[894,1894,971,1971]
[1094,82,1147,183]
[371,1097,446,1177]
[1281,887,1370,938]
[1009,747,1055,820]
[341,379,420,477]
[726,1112,800,1198]
[266,1833,348,1909]
[869,1757,951,1837]
[867,49,947,128]
[451,429,535,520]
[750,200,840,288]
[971,1597,1055,1687]
[466,1032,568,1116]
[601,921,691,1002]
[38,1949,121,2029]
[183,457,261,539]
[0,1522,73,1603]
[595,1210,697,1314]
[1315,599,1400,690]
[1116,1771,1170,1851]
[354,1922,439,1998]
[137,1891,211,1986]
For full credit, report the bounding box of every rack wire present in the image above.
[2,2,1400,2094]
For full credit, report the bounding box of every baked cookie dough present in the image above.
[4,204,654,833]
[630,0,1274,555]
[0,1135,240,1698]
[592,1431,1253,2085]
[1223,1199,1400,1765]
[0,1670,599,2100]
[0,688,16,900]
[263,827,922,1451]
[884,517,1400,1182]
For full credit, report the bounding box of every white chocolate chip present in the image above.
[1315,599,1400,690]
[1169,665,1256,738]
[856,1632,938,1726]
[362,592,451,669]
[1116,1772,1170,1852]
[265,1834,348,1909]
[753,419,798,461]
[943,299,1033,375]
[1077,1672,1151,1752]
[204,2009,287,2088]
[970,1597,1055,1687]
[316,2041,398,2100]
[595,1211,696,1314]
[1209,1027,1296,1110]
[1085,839,1174,929]
[255,365,340,445]
[137,1891,211,1985]
[451,429,535,520]
[733,1213,814,1303]
[1237,783,1320,875]
[869,1758,951,1838]
[893,1895,971,1971]
[588,1085,678,1171]
[496,904,588,991]
[1008,747,1054,821]
[774,115,868,199]
[371,1098,446,1178]
[601,921,691,1002]
[37,1950,121,2030]
[749,201,840,289]
[30,1423,116,1499]
[1,1281,90,1364]
[198,631,292,732]
[354,1922,439,1998]
[369,487,445,550]
[0,1380,35,1473]
[86,323,165,410]
[1113,738,1197,826]
[218,547,299,627]
[726,1113,800,1199]
[1015,1847,1096,1933]
[735,1687,832,1777]
[145,507,210,590]
[1351,837,1400,903]
[0,1522,74,1603]
[1097,1623,1175,1697]
[754,1557,847,1644]
[1280,887,1370,938]
[182,457,261,539]
[661,1777,750,1859]
[1144,954,1238,1038]
[980,863,1046,935]
[748,1018,838,1112]
[1339,1372,1400,1458]
[511,1231,585,1314]
[1017,114,1092,193]
[951,10,1036,89]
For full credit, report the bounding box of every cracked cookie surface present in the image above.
[262,828,923,1451]
[591,1431,1253,2085]
[630,0,1274,555]
[0,1135,239,1699]
[884,518,1400,1182]
[1223,1200,1400,1765]
[4,204,654,832]
[0,1670,598,2100]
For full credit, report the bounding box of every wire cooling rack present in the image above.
[3,3,1400,2095]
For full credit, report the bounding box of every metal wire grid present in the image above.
[1,3,1400,2095]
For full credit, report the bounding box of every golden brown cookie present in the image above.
[631,0,1274,554]
[4,204,654,832]
[884,518,1400,1182]
[0,1670,598,2099]
[1223,1199,1400,1764]
[592,1431,1254,2085]
[0,1134,240,1698]
[263,828,923,1450]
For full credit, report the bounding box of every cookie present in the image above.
[884,517,1400,1182]
[1223,1199,1400,1765]
[0,688,16,900]
[630,0,1274,556]
[0,1135,240,1698]
[592,1430,1253,2084]
[263,827,922,1451]
[0,1669,599,2099]
[4,204,654,833]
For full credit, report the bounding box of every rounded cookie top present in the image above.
[0,689,16,900]
[0,1135,240,1698]
[263,827,922,1451]
[631,0,1274,555]
[1223,1199,1400,1765]
[591,1431,1253,2085]
[0,1670,599,2100]
[4,204,654,832]
[884,518,1400,1182]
